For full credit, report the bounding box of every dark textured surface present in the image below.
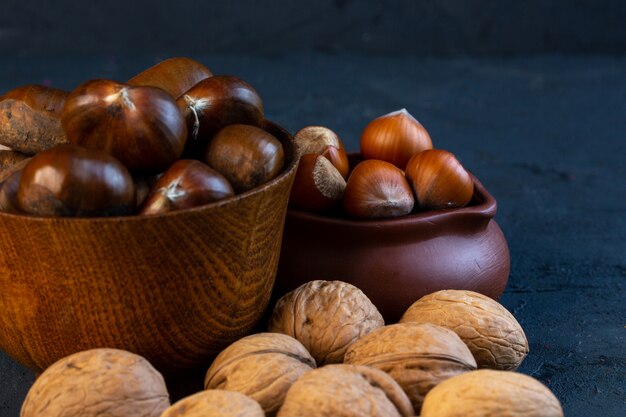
[1,1,626,57]
[1,53,625,416]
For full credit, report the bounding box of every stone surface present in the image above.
[0,53,624,417]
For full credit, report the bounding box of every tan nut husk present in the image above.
[204,332,315,416]
[421,369,564,417]
[268,280,384,365]
[159,390,264,417]
[277,364,414,417]
[400,289,529,370]
[21,348,169,417]
[344,322,477,412]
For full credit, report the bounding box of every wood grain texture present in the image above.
[0,120,297,375]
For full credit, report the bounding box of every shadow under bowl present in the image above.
[0,120,297,375]
[275,172,510,322]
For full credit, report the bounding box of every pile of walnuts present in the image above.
[21,281,564,417]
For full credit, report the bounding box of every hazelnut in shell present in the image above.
[160,390,264,417]
[277,364,414,417]
[269,280,384,365]
[61,79,187,174]
[17,145,135,217]
[400,290,529,370]
[140,159,234,215]
[421,370,564,417]
[294,126,349,178]
[204,124,283,194]
[204,332,316,416]
[288,153,346,213]
[343,159,414,219]
[21,348,169,417]
[360,108,432,168]
[344,322,477,412]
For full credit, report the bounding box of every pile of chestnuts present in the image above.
[0,57,285,217]
[290,108,473,219]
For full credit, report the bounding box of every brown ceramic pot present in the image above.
[0,121,297,376]
[275,165,510,322]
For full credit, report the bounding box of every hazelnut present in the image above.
[204,332,315,416]
[277,364,414,417]
[269,280,384,365]
[160,390,264,417]
[344,322,477,412]
[400,289,529,370]
[21,348,169,417]
[421,370,564,417]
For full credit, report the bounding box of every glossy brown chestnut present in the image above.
[177,75,264,149]
[405,149,473,210]
[205,124,283,194]
[289,153,346,213]
[61,79,187,174]
[0,85,68,116]
[0,170,23,213]
[128,57,213,99]
[361,108,433,169]
[140,160,234,215]
[17,144,135,217]
[294,126,349,178]
[0,85,69,154]
[343,159,414,219]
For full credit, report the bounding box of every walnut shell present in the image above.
[159,390,264,417]
[344,322,477,412]
[204,333,315,416]
[421,369,564,417]
[21,348,169,417]
[268,280,384,365]
[400,290,529,370]
[277,364,414,417]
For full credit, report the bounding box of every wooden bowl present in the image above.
[275,167,510,323]
[0,121,297,375]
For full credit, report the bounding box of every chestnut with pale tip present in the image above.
[294,126,349,178]
[405,149,473,210]
[289,153,346,213]
[177,75,264,149]
[17,145,135,217]
[204,124,284,194]
[127,57,213,99]
[61,79,187,174]
[140,160,234,215]
[343,159,414,219]
[360,108,433,169]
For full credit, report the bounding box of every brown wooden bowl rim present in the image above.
[0,120,298,224]
[287,172,497,231]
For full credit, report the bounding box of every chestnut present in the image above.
[360,108,433,169]
[61,79,187,174]
[0,170,23,214]
[204,124,283,194]
[127,57,213,99]
[405,149,473,210]
[177,75,264,151]
[289,153,346,213]
[343,159,414,219]
[294,126,349,178]
[17,144,135,217]
[1,85,68,116]
[139,159,234,215]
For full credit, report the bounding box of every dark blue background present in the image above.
[1,2,625,416]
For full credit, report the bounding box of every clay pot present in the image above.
[275,157,509,322]
[0,121,297,376]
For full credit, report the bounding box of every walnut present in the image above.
[21,348,169,417]
[204,332,315,416]
[344,322,476,412]
[268,280,384,365]
[421,369,564,417]
[277,364,414,417]
[400,289,529,370]
[159,390,264,417]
